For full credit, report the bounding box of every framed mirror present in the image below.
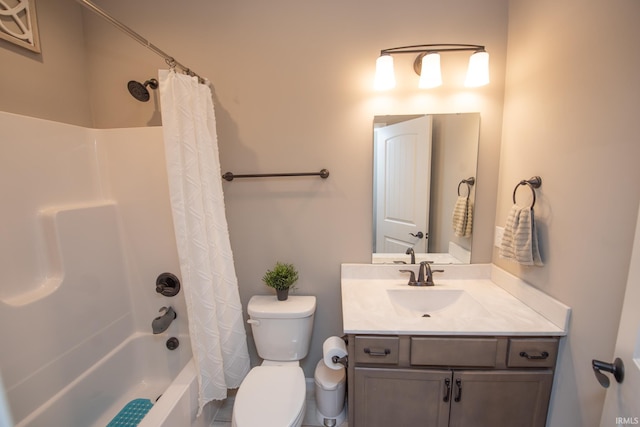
[372,113,480,264]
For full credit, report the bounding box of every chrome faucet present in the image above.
[400,261,444,286]
[152,306,176,334]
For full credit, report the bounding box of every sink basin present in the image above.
[386,288,490,318]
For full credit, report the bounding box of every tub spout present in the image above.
[152,306,176,334]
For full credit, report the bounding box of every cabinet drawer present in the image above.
[507,338,558,368]
[354,336,399,365]
[410,337,499,367]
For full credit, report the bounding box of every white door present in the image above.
[599,205,640,425]
[374,115,432,253]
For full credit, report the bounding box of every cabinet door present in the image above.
[354,367,450,427]
[449,370,553,427]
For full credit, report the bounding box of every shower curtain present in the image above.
[158,69,250,415]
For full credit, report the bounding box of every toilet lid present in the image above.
[234,366,306,427]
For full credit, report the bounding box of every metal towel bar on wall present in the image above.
[222,169,330,181]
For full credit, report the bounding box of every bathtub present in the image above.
[15,332,216,427]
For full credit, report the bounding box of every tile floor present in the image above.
[212,382,347,427]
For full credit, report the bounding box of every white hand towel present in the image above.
[452,196,473,237]
[499,205,543,266]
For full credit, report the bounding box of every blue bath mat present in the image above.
[107,398,153,427]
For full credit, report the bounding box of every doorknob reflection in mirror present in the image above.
[592,358,624,388]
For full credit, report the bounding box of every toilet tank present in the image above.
[247,295,316,361]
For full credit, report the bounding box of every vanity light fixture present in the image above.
[374,44,489,90]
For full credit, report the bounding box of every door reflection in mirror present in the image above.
[373,113,480,264]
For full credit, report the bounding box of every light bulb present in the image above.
[418,53,442,89]
[374,54,395,91]
[465,50,490,87]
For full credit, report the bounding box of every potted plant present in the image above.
[263,262,299,301]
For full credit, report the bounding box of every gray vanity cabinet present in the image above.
[354,368,451,427]
[447,370,553,427]
[347,335,559,427]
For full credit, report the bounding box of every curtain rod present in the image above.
[76,0,204,83]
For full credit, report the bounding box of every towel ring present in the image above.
[512,176,542,208]
[457,177,476,197]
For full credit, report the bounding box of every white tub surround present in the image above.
[3,202,135,424]
[137,360,219,427]
[341,263,570,336]
[14,333,193,427]
[1,112,203,426]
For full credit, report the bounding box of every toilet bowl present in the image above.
[232,295,316,427]
[232,365,306,427]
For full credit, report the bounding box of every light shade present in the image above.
[374,54,395,91]
[464,50,490,87]
[418,53,442,89]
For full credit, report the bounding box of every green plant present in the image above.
[262,262,299,291]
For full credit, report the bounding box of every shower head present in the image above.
[127,78,158,102]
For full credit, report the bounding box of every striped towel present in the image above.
[452,196,473,237]
[499,205,543,266]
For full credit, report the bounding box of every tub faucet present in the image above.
[152,306,176,334]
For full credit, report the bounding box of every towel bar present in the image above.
[512,176,542,208]
[222,169,330,181]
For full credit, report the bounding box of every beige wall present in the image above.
[498,0,640,425]
[0,0,93,127]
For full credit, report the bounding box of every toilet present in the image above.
[232,295,316,427]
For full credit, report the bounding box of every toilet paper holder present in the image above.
[331,355,348,368]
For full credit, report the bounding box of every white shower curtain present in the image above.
[158,69,250,415]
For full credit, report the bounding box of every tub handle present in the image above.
[247,319,260,326]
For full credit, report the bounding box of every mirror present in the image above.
[372,113,480,264]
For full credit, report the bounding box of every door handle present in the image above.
[592,358,624,388]
[454,378,462,402]
[443,378,451,402]
[409,231,425,239]
[520,351,549,360]
[363,347,391,357]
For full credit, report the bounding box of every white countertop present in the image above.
[371,252,466,265]
[341,263,570,336]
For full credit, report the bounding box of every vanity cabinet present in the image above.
[348,335,559,427]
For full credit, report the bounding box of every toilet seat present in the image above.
[232,365,306,427]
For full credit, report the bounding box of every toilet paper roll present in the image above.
[323,336,348,370]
